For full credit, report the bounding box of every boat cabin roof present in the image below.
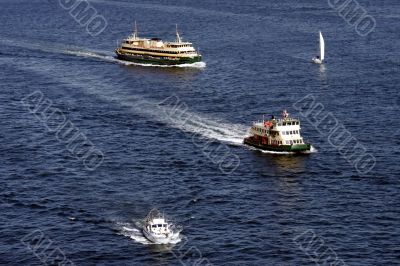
[253,118,300,128]
[167,41,193,45]
[151,218,166,224]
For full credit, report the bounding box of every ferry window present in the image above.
[152,225,157,228]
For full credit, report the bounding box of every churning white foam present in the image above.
[116,221,182,245]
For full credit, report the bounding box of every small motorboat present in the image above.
[312,31,325,64]
[142,209,180,244]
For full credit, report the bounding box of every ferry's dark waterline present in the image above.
[0,0,399,265]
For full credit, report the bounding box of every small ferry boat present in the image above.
[142,209,180,244]
[116,22,202,65]
[244,110,311,153]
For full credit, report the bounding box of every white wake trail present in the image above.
[2,55,243,145]
[0,38,206,68]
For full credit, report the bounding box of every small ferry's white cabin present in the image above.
[250,118,305,146]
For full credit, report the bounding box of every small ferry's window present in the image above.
[152,225,157,228]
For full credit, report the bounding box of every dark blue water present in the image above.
[1,0,399,265]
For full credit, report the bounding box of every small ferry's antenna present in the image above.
[133,20,138,39]
[176,24,182,43]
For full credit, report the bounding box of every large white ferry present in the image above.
[244,110,311,153]
[116,22,202,65]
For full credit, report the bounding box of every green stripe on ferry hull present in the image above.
[243,138,311,153]
[116,53,202,65]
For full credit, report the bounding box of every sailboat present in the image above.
[312,31,325,64]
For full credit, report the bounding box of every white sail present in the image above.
[319,31,325,61]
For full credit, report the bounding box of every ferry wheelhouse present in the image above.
[244,110,311,153]
[116,22,202,65]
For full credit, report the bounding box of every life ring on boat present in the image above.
[264,121,273,127]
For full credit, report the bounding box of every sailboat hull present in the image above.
[312,58,323,64]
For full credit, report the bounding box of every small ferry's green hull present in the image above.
[116,52,202,65]
[244,137,311,153]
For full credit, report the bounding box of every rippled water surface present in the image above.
[1,0,399,265]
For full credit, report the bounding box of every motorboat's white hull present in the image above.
[142,228,179,244]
